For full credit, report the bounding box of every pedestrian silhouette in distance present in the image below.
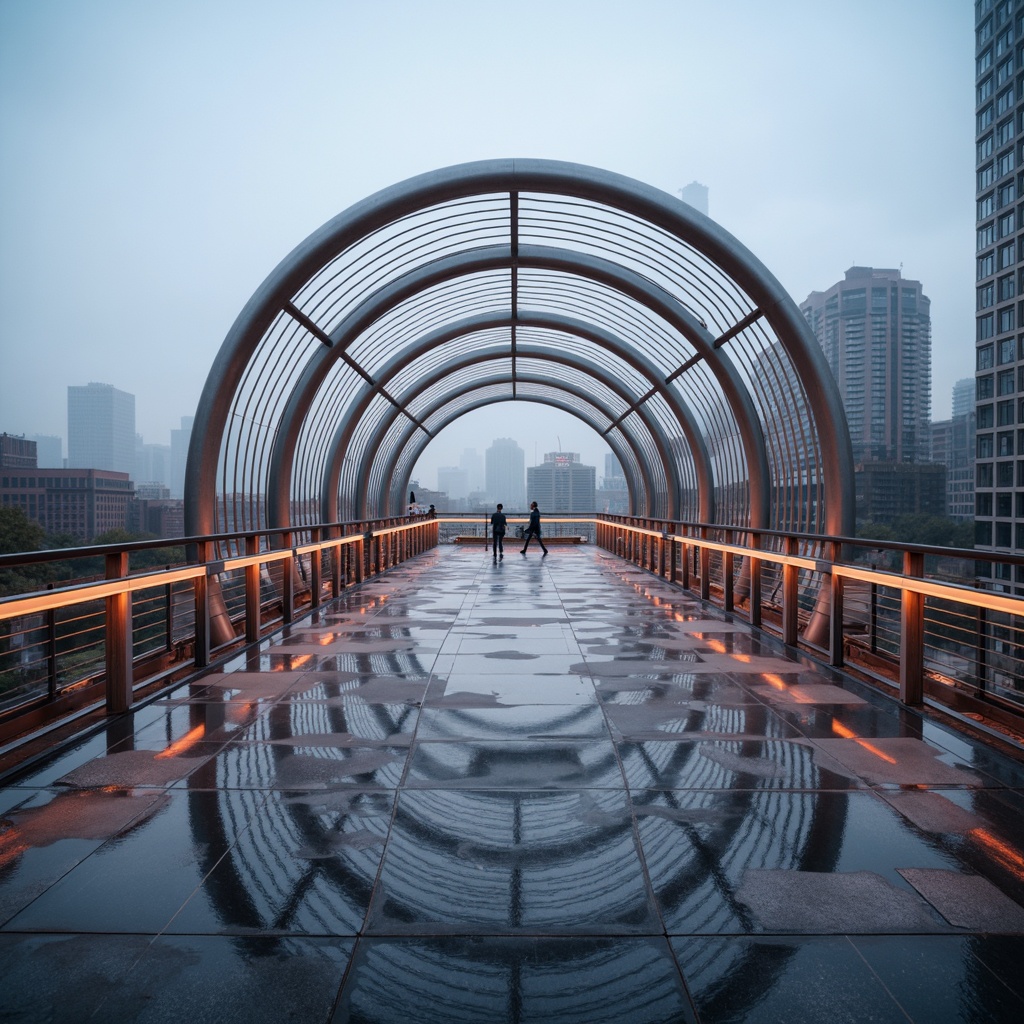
[520,501,548,556]
[490,503,507,561]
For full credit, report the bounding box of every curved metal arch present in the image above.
[380,389,647,521]
[264,244,756,530]
[345,351,674,520]
[187,158,853,540]
[301,311,713,528]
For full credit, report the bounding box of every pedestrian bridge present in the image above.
[2,543,1024,1022]
[2,160,1024,1020]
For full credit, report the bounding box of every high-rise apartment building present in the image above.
[169,416,194,499]
[485,438,526,509]
[801,267,932,465]
[938,378,978,523]
[975,0,1024,590]
[528,452,596,513]
[68,383,135,475]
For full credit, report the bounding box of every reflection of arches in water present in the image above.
[186,685,848,1012]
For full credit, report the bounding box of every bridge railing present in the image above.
[3,513,1023,741]
[0,516,438,735]
[597,515,1024,725]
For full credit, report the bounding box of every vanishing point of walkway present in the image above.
[2,546,1024,1022]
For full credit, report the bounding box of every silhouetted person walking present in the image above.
[490,503,507,561]
[520,501,548,555]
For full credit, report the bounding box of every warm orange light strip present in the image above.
[764,673,788,692]
[970,827,1024,879]
[830,720,897,764]
[155,724,206,759]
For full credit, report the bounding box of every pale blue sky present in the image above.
[0,0,974,486]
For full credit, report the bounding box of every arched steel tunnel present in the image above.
[184,159,854,540]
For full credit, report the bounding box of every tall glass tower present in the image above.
[975,0,1023,591]
[67,382,136,475]
[485,438,526,510]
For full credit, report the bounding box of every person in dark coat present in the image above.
[490,503,507,561]
[520,501,548,555]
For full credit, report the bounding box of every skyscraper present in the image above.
[485,438,526,509]
[975,0,1022,590]
[67,382,135,475]
[528,452,596,513]
[169,416,194,499]
[801,267,932,465]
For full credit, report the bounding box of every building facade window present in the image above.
[1000,240,1016,267]
[999,336,1016,361]
[999,306,1016,331]
[998,461,1015,486]
[979,282,996,308]
[998,368,1016,394]
[980,403,995,428]
[979,434,995,458]
[979,251,996,277]
[998,274,1016,301]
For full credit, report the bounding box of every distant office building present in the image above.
[679,181,709,216]
[952,377,974,419]
[29,434,62,468]
[68,382,135,475]
[486,438,526,509]
[0,434,36,470]
[460,448,485,494]
[801,267,931,464]
[129,497,184,539]
[136,437,171,488]
[598,453,628,513]
[169,416,194,499]
[931,380,976,523]
[437,466,469,500]
[0,469,133,541]
[974,1,1024,589]
[527,452,596,513]
[854,462,946,525]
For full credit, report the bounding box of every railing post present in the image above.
[245,535,260,644]
[668,525,677,583]
[104,551,133,714]
[723,529,734,612]
[331,530,343,598]
[46,584,58,700]
[194,540,211,669]
[975,606,987,691]
[900,550,925,705]
[828,540,844,668]
[163,574,173,654]
[280,531,295,624]
[749,531,762,629]
[310,527,322,608]
[782,535,799,647]
[699,527,710,601]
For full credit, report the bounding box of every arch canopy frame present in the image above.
[186,158,853,539]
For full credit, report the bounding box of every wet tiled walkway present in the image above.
[2,546,1024,1022]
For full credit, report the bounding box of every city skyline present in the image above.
[1,1,973,452]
